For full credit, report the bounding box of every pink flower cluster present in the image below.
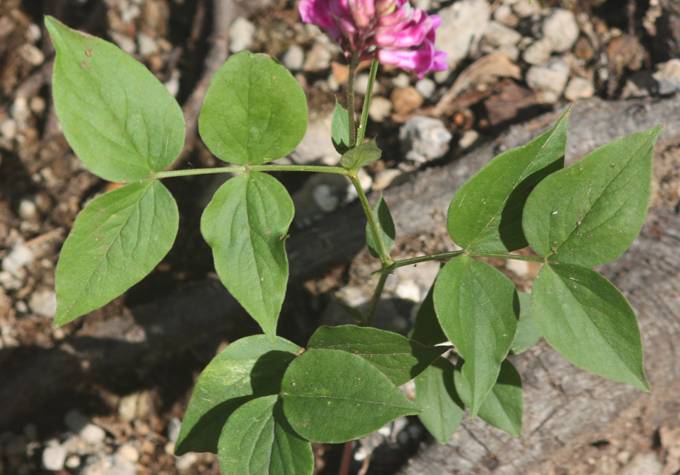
[299,0,447,77]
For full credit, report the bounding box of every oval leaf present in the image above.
[365,195,395,259]
[218,396,313,475]
[176,335,300,454]
[55,181,178,325]
[198,51,308,165]
[308,325,445,385]
[201,172,294,335]
[414,358,464,443]
[532,264,649,390]
[433,256,518,414]
[281,349,419,443]
[522,126,661,267]
[331,99,351,154]
[447,111,568,253]
[455,360,523,436]
[46,16,185,182]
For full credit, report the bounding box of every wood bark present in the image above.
[1,95,679,430]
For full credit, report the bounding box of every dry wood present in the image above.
[1,95,679,430]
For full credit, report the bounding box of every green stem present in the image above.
[154,164,351,179]
[356,59,379,145]
[350,174,392,267]
[364,271,388,325]
[385,250,544,272]
[347,56,359,147]
[475,252,545,263]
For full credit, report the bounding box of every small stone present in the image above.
[176,453,198,473]
[459,130,479,149]
[399,116,452,163]
[395,280,423,302]
[65,454,80,469]
[526,59,570,103]
[506,259,529,277]
[543,9,579,53]
[2,243,34,276]
[368,96,392,122]
[137,33,158,56]
[313,184,341,212]
[512,0,541,18]
[18,44,45,66]
[30,96,46,115]
[355,73,372,95]
[18,198,38,220]
[523,39,553,66]
[1,119,17,140]
[373,169,401,191]
[80,423,106,445]
[229,17,255,53]
[564,77,594,101]
[116,444,139,463]
[29,289,57,318]
[304,42,333,72]
[483,21,521,48]
[391,87,423,116]
[621,452,662,475]
[415,78,436,98]
[392,73,411,88]
[166,418,181,443]
[282,45,305,71]
[42,445,67,471]
[653,59,680,95]
[493,4,518,27]
[436,0,491,69]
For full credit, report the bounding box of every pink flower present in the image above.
[298,0,448,77]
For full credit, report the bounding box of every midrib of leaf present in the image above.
[466,130,561,250]
[550,140,648,259]
[249,412,274,474]
[244,175,273,317]
[60,182,153,319]
[549,267,641,381]
[281,393,415,411]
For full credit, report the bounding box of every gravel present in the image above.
[399,116,452,163]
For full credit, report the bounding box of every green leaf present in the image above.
[331,99,351,154]
[307,324,445,385]
[365,195,395,259]
[414,358,464,443]
[55,181,178,326]
[281,348,419,443]
[198,51,308,165]
[411,286,447,347]
[532,264,649,390]
[511,292,541,354]
[45,16,185,182]
[455,360,523,436]
[176,335,300,455]
[218,396,313,475]
[522,126,661,267]
[433,256,518,414]
[201,172,294,335]
[340,141,382,170]
[447,111,568,253]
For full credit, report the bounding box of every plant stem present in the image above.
[356,59,379,145]
[387,251,465,271]
[385,250,545,272]
[350,174,393,267]
[365,271,388,325]
[347,55,359,147]
[154,164,351,179]
[475,252,545,262]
